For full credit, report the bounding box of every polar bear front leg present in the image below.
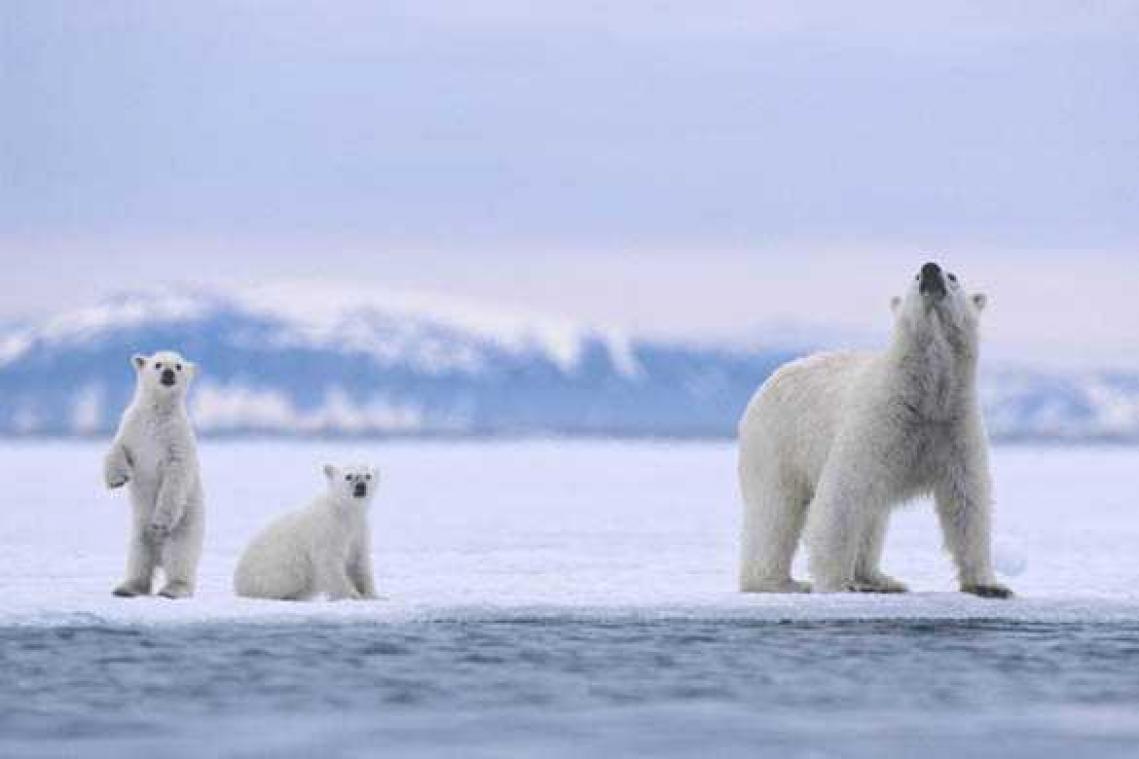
[806,459,891,593]
[348,538,379,600]
[317,555,362,601]
[935,447,1013,599]
[103,443,132,489]
[806,500,861,592]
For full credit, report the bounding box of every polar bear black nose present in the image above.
[160,368,176,386]
[353,482,367,498]
[919,262,946,297]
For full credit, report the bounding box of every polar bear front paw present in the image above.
[157,582,193,599]
[741,578,812,594]
[962,582,1014,599]
[811,578,858,593]
[852,573,909,594]
[112,582,149,597]
[328,589,363,602]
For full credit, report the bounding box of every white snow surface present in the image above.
[1,440,1137,626]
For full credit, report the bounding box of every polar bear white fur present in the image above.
[234,463,380,601]
[103,350,204,599]
[738,262,1012,598]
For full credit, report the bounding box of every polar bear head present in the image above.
[322,462,379,503]
[132,350,197,399]
[890,261,987,357]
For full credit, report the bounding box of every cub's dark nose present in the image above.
[919,261,946,297]
[353,482,367,498]
[160,368,176,386]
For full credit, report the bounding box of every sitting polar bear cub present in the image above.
[738,262,1012,598]
[234,463,380,601]
[104,350,204,599]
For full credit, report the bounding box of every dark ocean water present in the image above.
[3,619,1139,758]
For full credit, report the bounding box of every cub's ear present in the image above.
[971,293,988,312]
[132,354,148,370]
[322,463,338,481]
[890,296,902,313]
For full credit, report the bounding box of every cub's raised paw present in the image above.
[962,582,1014,599]
[105,473,129,489]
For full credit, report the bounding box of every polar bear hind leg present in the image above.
[114,530,158,597]
[157,519,203,599]
[851,510,908,593]
[739,468,811,593]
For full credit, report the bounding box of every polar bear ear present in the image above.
[322,463,338,481]
[890,296,902,314]
[132,354,148,370]
[184,361,198,378]
[971,293,988,312]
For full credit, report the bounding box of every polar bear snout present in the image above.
[918,261,947,298]
[324,463,378,502]
[134,351,195,394]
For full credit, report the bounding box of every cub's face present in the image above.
[891,261,987,349]
[132,351,197,397]
[323,463,379,503]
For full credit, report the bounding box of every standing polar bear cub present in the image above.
[104,351,204,599]
[234,463,380,601]
[739,262,1012,598]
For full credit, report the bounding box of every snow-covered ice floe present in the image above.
[3,440,1139,758]
[1,440,1137,626]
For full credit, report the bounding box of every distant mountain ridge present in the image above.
[0,288,1136,441]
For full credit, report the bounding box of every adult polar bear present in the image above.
[103,351,204,599]
[738,262,1012,598]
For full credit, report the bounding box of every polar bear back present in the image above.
[739,351,874,492]
[233,508,321,600]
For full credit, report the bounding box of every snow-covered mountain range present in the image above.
[0,288,1135,441]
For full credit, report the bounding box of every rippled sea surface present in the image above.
[3,619,1139,758]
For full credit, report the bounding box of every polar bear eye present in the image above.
[345,474,353,481]
[155,363,163,370]
[176,364,183,371]
[947,273,957,283]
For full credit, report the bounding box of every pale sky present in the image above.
[3,2,1138,366]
